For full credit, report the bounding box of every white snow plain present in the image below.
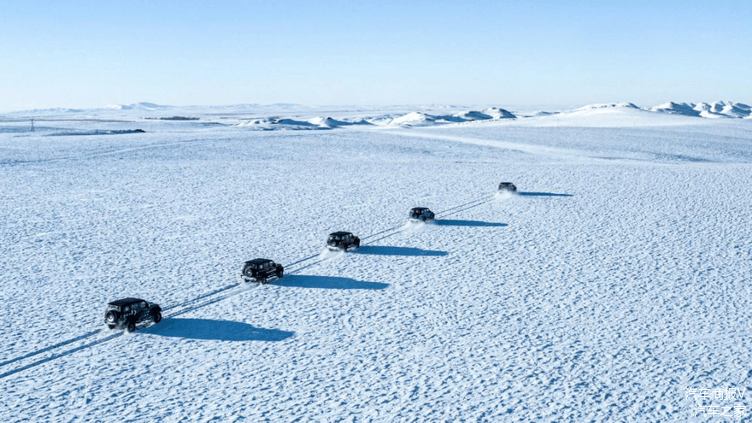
[1,104,752,421]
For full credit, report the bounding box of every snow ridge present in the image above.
[388,108,516,127]
[573,103,640,112]
[104,102,171,111]
[650,101,751,119]
[236,116,373,130]
[235,108,516,130]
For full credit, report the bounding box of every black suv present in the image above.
[409,207,435,222]
[242,258,284,284]
[327,231,361,251]
[498,182,517,193]
[104,298,162,332]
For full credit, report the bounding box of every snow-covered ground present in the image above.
[1,105,752,421]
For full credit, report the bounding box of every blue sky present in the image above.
[1,0,751,111]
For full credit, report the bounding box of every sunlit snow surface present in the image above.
[1,107,752,421]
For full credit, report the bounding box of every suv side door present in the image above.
[136,301,147,320]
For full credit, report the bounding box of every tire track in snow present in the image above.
[0,329,103,368]
[0,192,501,379]
[384,129,580,158]
[0,138,222,167]
[161,283,238,312]
[385,129,666,165]
[0,333,123,379]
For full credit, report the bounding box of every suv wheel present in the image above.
[107,324,116,330]
[153,312,162,324]
[126,321,136,333]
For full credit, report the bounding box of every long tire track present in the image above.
[161,283,238,312]
[1,137,224,167]
[0,192,502,379]
[0,329,103,368]
[0,333,123,379]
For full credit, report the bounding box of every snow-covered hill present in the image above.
[103,102,172,111]
[5,101,750,128]
[650,100,751,118]
[479,106,516,119]
[231,108,516,130]
[572,102,641,111]
[389,111,438,126]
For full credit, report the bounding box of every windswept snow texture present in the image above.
[1,109,752,421]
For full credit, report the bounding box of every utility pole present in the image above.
[31,118,35,133]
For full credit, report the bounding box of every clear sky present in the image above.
[1,0,751,112]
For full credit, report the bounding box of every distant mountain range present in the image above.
[4,101,751,120]
[650,101,751,119]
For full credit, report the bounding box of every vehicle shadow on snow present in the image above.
[518,192,573,197]
[277,275,389,290]
[355,246,448,256]
[434,220,507,227]
[143,318,294,342]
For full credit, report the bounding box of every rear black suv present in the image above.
[104,298,162,332]
[498,182,517,193]
[242,258,284,284]
[327,231,360,251]
[409,207,435,222]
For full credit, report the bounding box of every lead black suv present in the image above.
[104,298,162,332]
[327,231,360,251]
[409,207,435,222]
[242,258,284,284]
[498,182,517,193]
